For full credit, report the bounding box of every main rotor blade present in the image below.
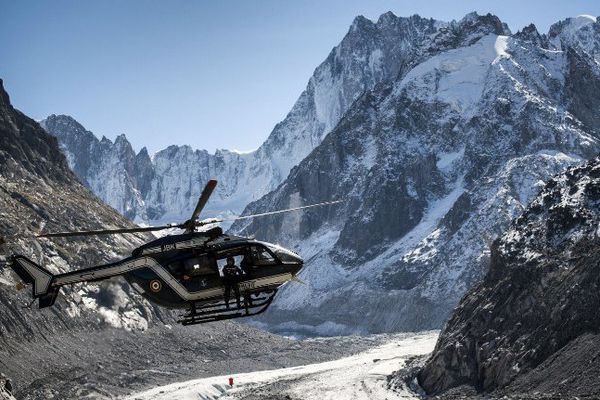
[37,223,183,238]
[214,199,344,224]
[185,179,218,232]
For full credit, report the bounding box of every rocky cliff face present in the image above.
[43,13,445,225]
[418,154,600,397]
[40,116,152,220]
[0,80,167,335]
[232,14,600,335]
[0,79,176,395]
[0,374,14,400]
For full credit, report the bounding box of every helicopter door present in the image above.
[183,254,216,277]
[215,250,246,276]
[177,253,219,291]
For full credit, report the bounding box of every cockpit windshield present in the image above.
[243,245,274,266]
[263,243,302,264]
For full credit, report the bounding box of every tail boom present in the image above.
[9,255,136,308]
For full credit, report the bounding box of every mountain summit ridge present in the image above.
[44,11,450,224]
[44,11,512,225]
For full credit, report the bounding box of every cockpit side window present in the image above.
[264,243,301,264]
[213,245,277,273]
[249,245,277,266]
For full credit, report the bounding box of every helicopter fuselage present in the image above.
[123,230,303,308]
[32,229,303,312]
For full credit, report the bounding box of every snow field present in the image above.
[125,331,438,400]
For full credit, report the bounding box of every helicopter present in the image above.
[6,179,342,325]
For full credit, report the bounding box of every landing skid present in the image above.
[177,289,278,325]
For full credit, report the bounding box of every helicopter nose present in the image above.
[291,256,304,274]
[286,250,303,263]
[282,252,303,274]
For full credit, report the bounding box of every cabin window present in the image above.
[167,253,217,279]
[214,245,276,274]
[215,247,248,275]
[216,254,246,275]
[183,254,217,277]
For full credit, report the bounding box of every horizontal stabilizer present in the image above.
[10,255,57,307]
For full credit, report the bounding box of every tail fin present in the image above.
[9,255,59,308]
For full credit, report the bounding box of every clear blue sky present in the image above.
[1,0,598,154]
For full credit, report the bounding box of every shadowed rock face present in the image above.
[0,374,14,400]
[231,13,600,335]
[418,155,600,395]
[0,82,71,184]
[0,79,168,337]
[0,79,175,395]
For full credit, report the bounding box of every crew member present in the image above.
[222,256,242,309]
[239,253,255,306]
[240,253,252,275]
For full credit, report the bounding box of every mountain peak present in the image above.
[350,15,375,32]
[0,82,73,182]
[456,11,511,36]
[376,11,398,25]
[113,134,135,155]
[549,15,598,39]
[459,11,480,24]
[548,14,599,56]
[137,146,149,157]
[0,79,12,116]
[572,14,597,27]
[514,23,547,47]
[114,133,129,144]
[40,114,91,140]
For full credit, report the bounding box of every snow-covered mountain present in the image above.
[233,13,600,335]
[43,13,446,224]
[42,12,600,337]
